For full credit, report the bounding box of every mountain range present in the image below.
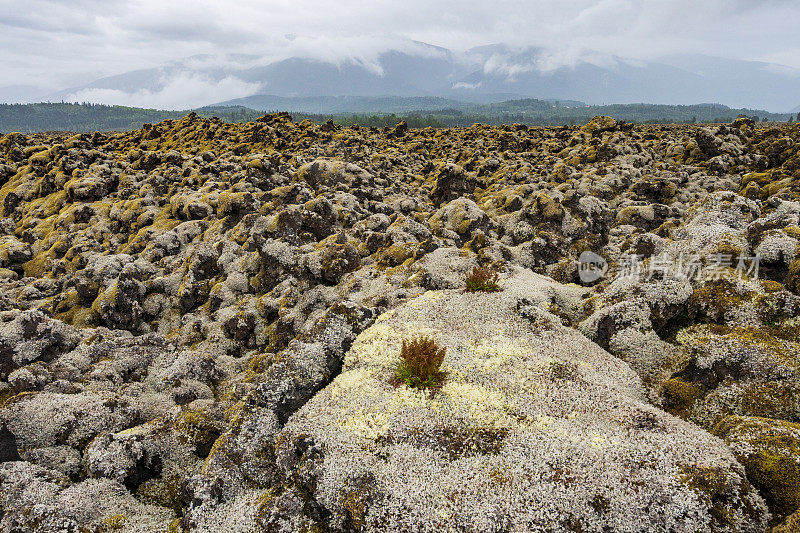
[4,42,800,112]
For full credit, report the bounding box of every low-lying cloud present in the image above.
[64,73,262,110]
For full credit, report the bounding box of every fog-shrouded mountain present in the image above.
[31,42,800,112]
[213,95,466,114]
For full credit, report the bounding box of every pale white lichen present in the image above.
[276,267,768,532]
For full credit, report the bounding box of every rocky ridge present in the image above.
[0,113,799,531]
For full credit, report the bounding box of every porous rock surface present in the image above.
[0,114,799,530]
[265,268,768,532]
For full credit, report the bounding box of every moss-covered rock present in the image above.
[713,415,800,523]
[663,322,800,428]
[267,269,767,531]
[429,197,489,241]
[2,113,800,528]
[773,508,800,532]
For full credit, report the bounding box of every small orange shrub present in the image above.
[395,335,447,389]
[465,266,500,292]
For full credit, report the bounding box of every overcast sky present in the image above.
[1,0,799,96]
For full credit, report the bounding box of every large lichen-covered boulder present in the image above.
[430,163,478,206]
[183,300,376,529]
[578,299,682,393]
[580,115,620,136]
[713,415,800,523]
[428,198,490,242]
[0,309,82,380]
[64,169,117,202]
[1,391,140,451]
[314,234,361,284]
[0,461,174,532]
[296,159,373,192]
[661,321,800,429]
[267,269,768,532]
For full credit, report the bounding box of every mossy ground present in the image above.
[2,116,799,530]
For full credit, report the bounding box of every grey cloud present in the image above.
[0,0,798,98]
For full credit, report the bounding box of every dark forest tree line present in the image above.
[0,102,794,133]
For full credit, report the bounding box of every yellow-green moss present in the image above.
[246,352,276,375]
[713,416,800,520]
[760,279,785,294]
[788,259,800,295]
[677,323,799,369]
[0,386,17,408]
[22,243,61,278]
[137,474,184,514]
[661,378,705,417]
[165,518,183,533]
[253,489,280,520]
[173,407,222,457]
[678,465,739,528]
[28,149,52,165]
[102,514,127,530]
[342,489,369,529]
[49,289,97,328]
[773,508,800,532]
[741,172,775,189]
[712,241,743,259]
[377,243,416,268]
[91,281,119,316]
[22,145,49,157]
[736,381,798,421]
[689,278,753,322]
[582,295,599,316]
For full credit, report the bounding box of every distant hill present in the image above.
[214,94,590,114]
[40,42,800,112]
[215,95,467,114]
[0,103,181,133]
[0,101,792,134]
[0,103,261,133]
[792,105,800,113]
